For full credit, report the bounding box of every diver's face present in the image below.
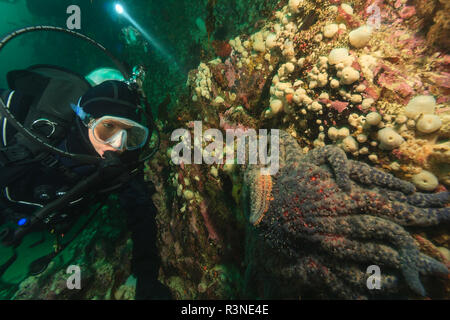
[88,126,124,157]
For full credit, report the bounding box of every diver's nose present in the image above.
[100,145,124,157]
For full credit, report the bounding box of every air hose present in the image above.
[0,26,129,78]
[2,151,126,247]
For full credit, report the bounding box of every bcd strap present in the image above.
[0,133,81,184]
[0,144,32,165]
[41,154,81,185]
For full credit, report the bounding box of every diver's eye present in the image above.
[102,122,115,129]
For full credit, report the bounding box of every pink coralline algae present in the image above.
[364,86,380,100]
[394,0,403,9]
[337,6,360,28]
[351,60,362,71]
[318,99,349,113]
[376,66,415,101]
[395,82,414,98]
[330,100,349,113]
[399,6,416,19]
[225,58,238,88]
[244,131,449,299]
[430,72,450,89]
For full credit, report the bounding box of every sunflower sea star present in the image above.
[243,130,449,299]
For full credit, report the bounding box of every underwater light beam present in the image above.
[114,3,179,69]
[115,4,124,15]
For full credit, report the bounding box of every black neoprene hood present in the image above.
[79,80,141,122]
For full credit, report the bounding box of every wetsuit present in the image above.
[0,88,170,299]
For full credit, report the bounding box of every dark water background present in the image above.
[0,0,279,113]
[1,1,119,85]
[0,0,192,109]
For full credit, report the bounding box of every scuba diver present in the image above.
[0,27,171,299]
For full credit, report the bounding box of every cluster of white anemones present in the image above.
[188,0,446,193]
[193,62,213,101]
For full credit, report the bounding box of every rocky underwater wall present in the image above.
[149,0,450,299]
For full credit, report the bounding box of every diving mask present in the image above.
[88,116,149,151]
